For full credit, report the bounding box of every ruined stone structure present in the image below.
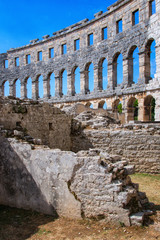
[0,0,159,226]
[0,0,160,122]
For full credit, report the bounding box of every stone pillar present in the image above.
[107,62,114,90]
[138,51,146,84]
[155,45,160,79]
[94,65,101,92]
[67,73,74,96]
[43,78,49,99]
[123,58,129,86]
[55,74,62,98]
[21,81,26,99]
[155,95,160,121]
[0,85,3,97]
[32,78,38,100]
[9,83,14,97]
[80,70,86,95]
[138,98,144,121]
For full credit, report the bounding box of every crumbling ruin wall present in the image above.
[0,98,72,150]
[0,135,152,226]
[71,112,160,173]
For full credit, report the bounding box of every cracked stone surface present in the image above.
[0,135,152,226]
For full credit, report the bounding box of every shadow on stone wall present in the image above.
[0,137,58,218]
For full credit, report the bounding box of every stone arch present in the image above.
[98,58,108,90]
[112,99,122,113]
[98,100,107,110]
[145,38,156,83]
[85,62,94,93]
[13,79,21,98]
[144,95,155,121]
[128,46,139,85]
[85,102,93,109]
[2,80,9,97]
[113,52,123,88]
[127,97,139,122]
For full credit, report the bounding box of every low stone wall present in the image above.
[72,121,160,173]
[0,135,152,226]
[0,98,72,150]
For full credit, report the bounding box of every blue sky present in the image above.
[0,0,116,53]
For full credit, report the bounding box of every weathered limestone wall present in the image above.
[0,135,152,226]
[0,98,72,150]
[72,120,160,173]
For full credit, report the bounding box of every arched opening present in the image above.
[128,46,139,85]
[98,58,108,90]
[26,77,32,99]
[112,99,122,113]
[85,63,94,93]
[3,81,9,97]
[14,79,21,98]
[127,97,139,122]
[61,70,67,96]
[50,73,55,97]
[38,75,43,98]
[98,100,107,110]
[85,102,93,109]
[113,53,123,87]
[145,39,156,83]
[144,95,155,121]
[74,67,80,94]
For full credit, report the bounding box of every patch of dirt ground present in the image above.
[0,173,160,240]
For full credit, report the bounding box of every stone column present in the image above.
[155,45,160,79]
[67,73,74,96]
[94,65,101,92]
[107,62,114,90]
[138,98,144,121]
[0,85,3,97]
[32,78,38,100]
[43,77,49,99]
[80,70,86,95]
[55,74,62,98]
[123,58,129,87]
[9,83,14,97]
[138,51,146,84]
[155,95,160,121]
[21,81,26,99]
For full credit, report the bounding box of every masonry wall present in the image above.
[0,136,151,226]
[72,123,160,173]
[0,99,72,150]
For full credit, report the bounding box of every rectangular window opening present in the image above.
[26,54,31,64]
[88,33,93,46]
[4,59,8,68]
[38,51,42,61]
[49,48,54,58]
[102,27,108,40]
[74,39,80,51]
[149,0,156,16]
[116,19,123,34]
[15,57,19,67]
[132,10,139,25]
[62,44,67,55]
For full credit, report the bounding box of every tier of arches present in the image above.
[85,95,156,122]
[1,39,156,99]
